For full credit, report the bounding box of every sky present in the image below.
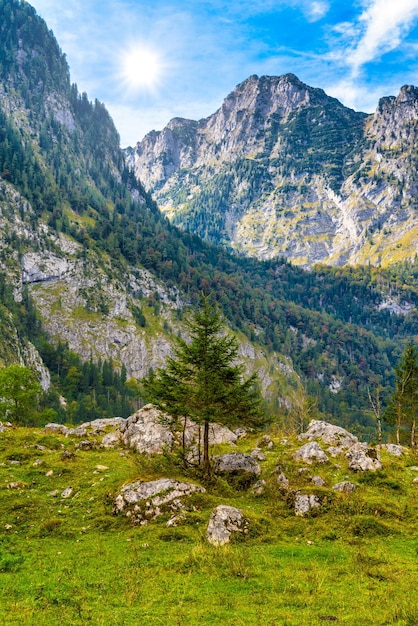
[30,0,418,147]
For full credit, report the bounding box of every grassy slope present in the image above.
[0,425,417,626]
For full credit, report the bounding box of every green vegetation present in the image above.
[0,365,41,425]
[0,0,417,432]
[143,297,264,472]
[385,342,418,449]
[0,424,417,625]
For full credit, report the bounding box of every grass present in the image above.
[0,425,417,625]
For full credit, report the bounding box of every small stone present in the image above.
[77,440,93,450]
[48,490,59,497]
[250,448,266,461]
[333,481,356,493]
[311,476,326,486]
[251,479,266,495]
[5,524,12,530]
[46,470,53,477]
[96,465,109,471]
[412,477,418,484]
[276,472,290,488]
[33,459,43,466]
[8,460,21,466]
[61,487,73,499]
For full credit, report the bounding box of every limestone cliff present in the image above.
[127,74,418,267]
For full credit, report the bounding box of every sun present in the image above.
[121,45,162,91]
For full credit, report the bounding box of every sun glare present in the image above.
[121,46,162,91]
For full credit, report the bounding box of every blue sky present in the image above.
[31,0,418,147]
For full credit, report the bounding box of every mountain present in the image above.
[0,0,417,429]
[127,74,418,267]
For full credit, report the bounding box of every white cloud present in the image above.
[347,0,418,76]
[305,1,330,22]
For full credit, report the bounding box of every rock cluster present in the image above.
[114,478,205,525]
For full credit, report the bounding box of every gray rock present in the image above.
[61,487,73,498]
[250,448,266,461]
[102,431,122,448]
[234,427,247,439]
[114,478,205,525]
[311,476,326,486]
[412,477,418,484]
[333,481,356,492]
[294,494,321,516]
[258,435,274,449]
[294,442,329,464]
[206,505,249,546]
[276,471,290,488]
[327,446,345,457]
[299,420,358,448]
[213,453,261,485]
[379,444,404,456]
[77,440,94,450]
[251,479,266,495]
[44,423,68,435]
[7,482,26,490]
[121,404,174,455]
[346,443,382,471]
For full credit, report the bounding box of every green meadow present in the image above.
[0,426,417,626]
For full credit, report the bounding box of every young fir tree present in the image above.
[385,342,418,449]
[142,297,264,475]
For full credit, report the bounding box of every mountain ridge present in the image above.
[127,74,417,268]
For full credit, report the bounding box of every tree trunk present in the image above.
[411,418,416,451]
[203,419,210,477]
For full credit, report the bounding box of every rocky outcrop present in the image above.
[298,420,358,449]
[213,452,261,485]
[293,442,329,464]
[206,505,249,546]
[113,478,205,525]
[346,443,382,471]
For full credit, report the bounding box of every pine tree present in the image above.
[385,342,418,448]
[142,296,264,475]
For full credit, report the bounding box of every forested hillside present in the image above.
[0,0,416,434]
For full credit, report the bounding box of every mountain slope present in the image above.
[127,74,418,267]
[0,1,417,429]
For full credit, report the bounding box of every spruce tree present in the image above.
[385,342,418,448]
[142,297,264,475]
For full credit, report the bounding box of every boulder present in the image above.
[121,404,174,455]
[213,453,261,486]
[44,423,68,435]
[311,476,326,486]
[294,442,329,464]
[299,420,358,448]
[333,481,356,492]
[294,494,321,516]
[346,443,382,471]
[206,505,249,546]
[113,478,205,525]
[379,444,404,456]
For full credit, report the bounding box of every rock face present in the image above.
[114,478,205,525]
[298,420,358,449]
[294,442,329,464]
[206,505,249,546]
[128,74,418,268]
[213,453,261,485]
[346,443,382,471]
